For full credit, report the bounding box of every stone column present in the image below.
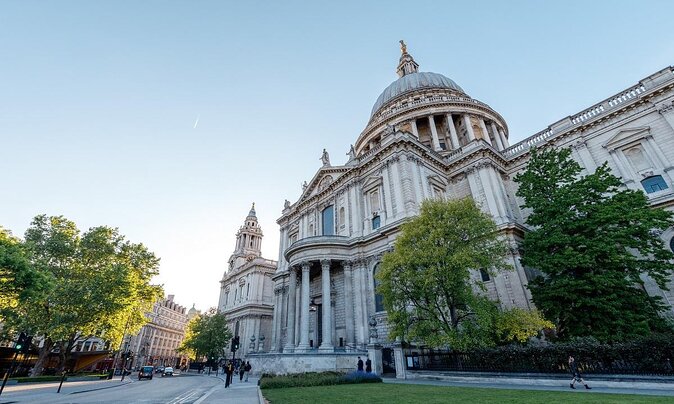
[446,114,460,149]
[490,122,504,150]
[352,260,365,347]
[410,119,419,138]
[498,128,509,148]
[270,285,281,351]
[463,114,476,142]
[319,259,333,351]
[343,261,355,348]
[283,268,297,352]
[428,115,442,151]
[479,118,493,146]
[297,262,311,352]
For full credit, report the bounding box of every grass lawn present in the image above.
[262,383,671,403]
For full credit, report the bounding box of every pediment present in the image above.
[362,175,383,193]
[603,126,650,151]
[298,166,349,201]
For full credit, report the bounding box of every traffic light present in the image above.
[15,332,31,353]
[231,336,240,352]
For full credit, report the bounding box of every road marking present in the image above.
[167,388,196,404]
[193,384,221,404]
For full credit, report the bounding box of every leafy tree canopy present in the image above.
[3,215,163,375]
[377,198,541,349]
[515,147,674,342]
[178,308,232,361]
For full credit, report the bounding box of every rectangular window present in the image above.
[370,190,381,212]
[322,206,335,235]
[372,215,381,230]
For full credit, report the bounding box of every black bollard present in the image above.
[57,371,67,393]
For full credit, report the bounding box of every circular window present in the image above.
[670,236,674,253]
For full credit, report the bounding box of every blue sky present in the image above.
[1,0,673,311]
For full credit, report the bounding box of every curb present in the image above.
[257,386,265,404]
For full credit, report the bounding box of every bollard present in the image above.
[57,371,67,393]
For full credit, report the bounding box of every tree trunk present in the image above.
[30,337,54,377]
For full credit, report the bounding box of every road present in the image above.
[0,373,260,404]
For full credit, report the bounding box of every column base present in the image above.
[318,345,334,353]
[283,345,295,353]
[295,343,311,353]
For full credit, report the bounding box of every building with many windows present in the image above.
[127,294,189,369]
[250,42,674,377]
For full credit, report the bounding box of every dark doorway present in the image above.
[382,348,396,375]
[317,304,323,347]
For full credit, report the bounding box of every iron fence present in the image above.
[405,350,674,376]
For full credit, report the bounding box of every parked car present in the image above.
[155,366,165,374]
[138,366,154,380]
[162,367,174,377]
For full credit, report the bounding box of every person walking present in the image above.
[365,357,372,373]
[357,356,364,372]
[244,361,252,382]
[568,356,591,390]
[239,362,246,381]
[225,361,234,388]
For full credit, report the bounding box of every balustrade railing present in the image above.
[503,82,648,159]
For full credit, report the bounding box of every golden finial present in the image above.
[399,40,407,54]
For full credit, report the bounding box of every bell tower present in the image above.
[233,203,263,259]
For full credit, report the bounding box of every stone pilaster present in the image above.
[283,268,297,352]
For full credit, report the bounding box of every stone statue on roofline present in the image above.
[347,144,356,160]
[320,148,331,166]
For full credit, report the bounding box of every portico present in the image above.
[278,256,373,354]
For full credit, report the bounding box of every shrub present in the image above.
[260,371,383,389]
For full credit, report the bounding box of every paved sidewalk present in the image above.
[384,376,674,397]
[0,376,133,402]
[198,374,262,404]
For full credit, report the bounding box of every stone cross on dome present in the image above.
[396,39,419,78]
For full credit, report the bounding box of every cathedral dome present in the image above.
[370,72,464,118]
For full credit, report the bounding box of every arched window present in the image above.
[373,264,385,312]
[641,175,669,193]
[322,206,335,235]
[479,268,491,282]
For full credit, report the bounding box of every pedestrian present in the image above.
[244,361,252,382]
[239,362,245,381]
[365,357,372,373]
[225,361,234,388]
[568,356,591,390]
[357,356,364,372]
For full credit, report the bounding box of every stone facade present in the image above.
[127,294,189,369]
[218,204,276,358]
[256,43,674,377]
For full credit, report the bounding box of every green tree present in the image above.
[377,198,511,349]
[0,227,45,331]
[515,147,674,342]
[7,215,163,375]
[178,308,232,363]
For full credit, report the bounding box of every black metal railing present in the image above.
[405,350,674,376]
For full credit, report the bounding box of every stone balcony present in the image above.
[284,235,353,267]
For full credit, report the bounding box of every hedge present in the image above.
[260,371,383,389]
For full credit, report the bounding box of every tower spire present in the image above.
[396,40,419,78]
